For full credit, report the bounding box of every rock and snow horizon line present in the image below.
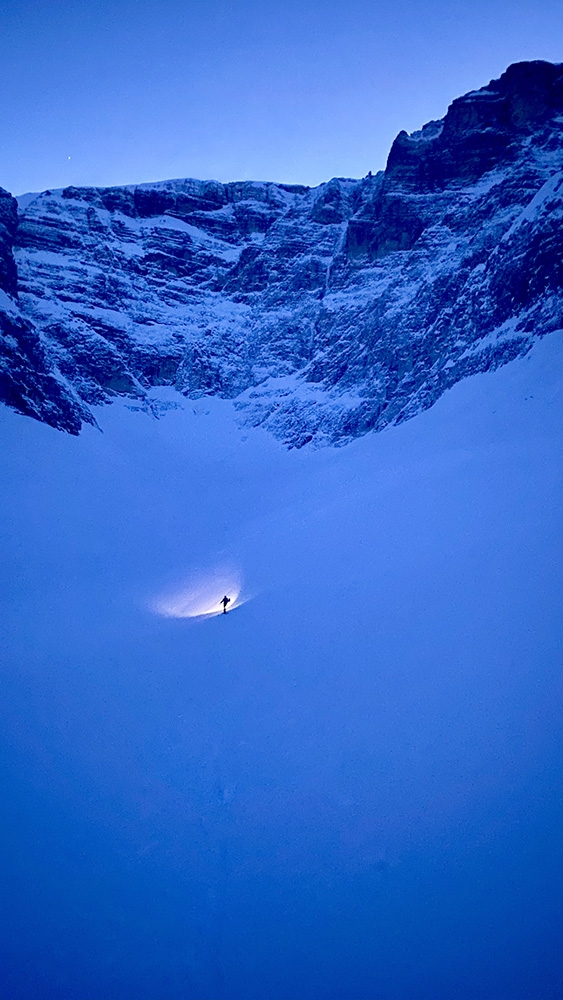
[10,60,563,202]
[1,58,562,447]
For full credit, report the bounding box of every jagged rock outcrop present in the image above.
[0,188,90,432]
[1,60,562,445]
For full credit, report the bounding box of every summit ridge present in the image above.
[1,60,562,446]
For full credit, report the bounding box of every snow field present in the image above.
[1,332,562,999]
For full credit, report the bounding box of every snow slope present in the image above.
[1,331,562,999]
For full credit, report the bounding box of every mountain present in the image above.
[2,59,563,999]
[1,59,562,446]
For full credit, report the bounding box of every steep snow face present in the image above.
[1,331,562,998]
[1,60,563,446]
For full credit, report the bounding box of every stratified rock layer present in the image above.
[1,60,562,445]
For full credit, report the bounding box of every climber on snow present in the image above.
[221,595,231,614]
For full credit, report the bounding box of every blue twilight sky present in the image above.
[1,0,562,197]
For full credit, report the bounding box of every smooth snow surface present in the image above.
[1,334,563,999]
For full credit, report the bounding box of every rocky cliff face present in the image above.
[1,60,562,446]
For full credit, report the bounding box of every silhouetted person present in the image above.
[221,595,231,614]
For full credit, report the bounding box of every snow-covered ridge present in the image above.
[1,59,563,446]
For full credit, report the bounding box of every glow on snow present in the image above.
[151,567,245,619]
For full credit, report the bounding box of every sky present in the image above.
[1,0,563,195]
